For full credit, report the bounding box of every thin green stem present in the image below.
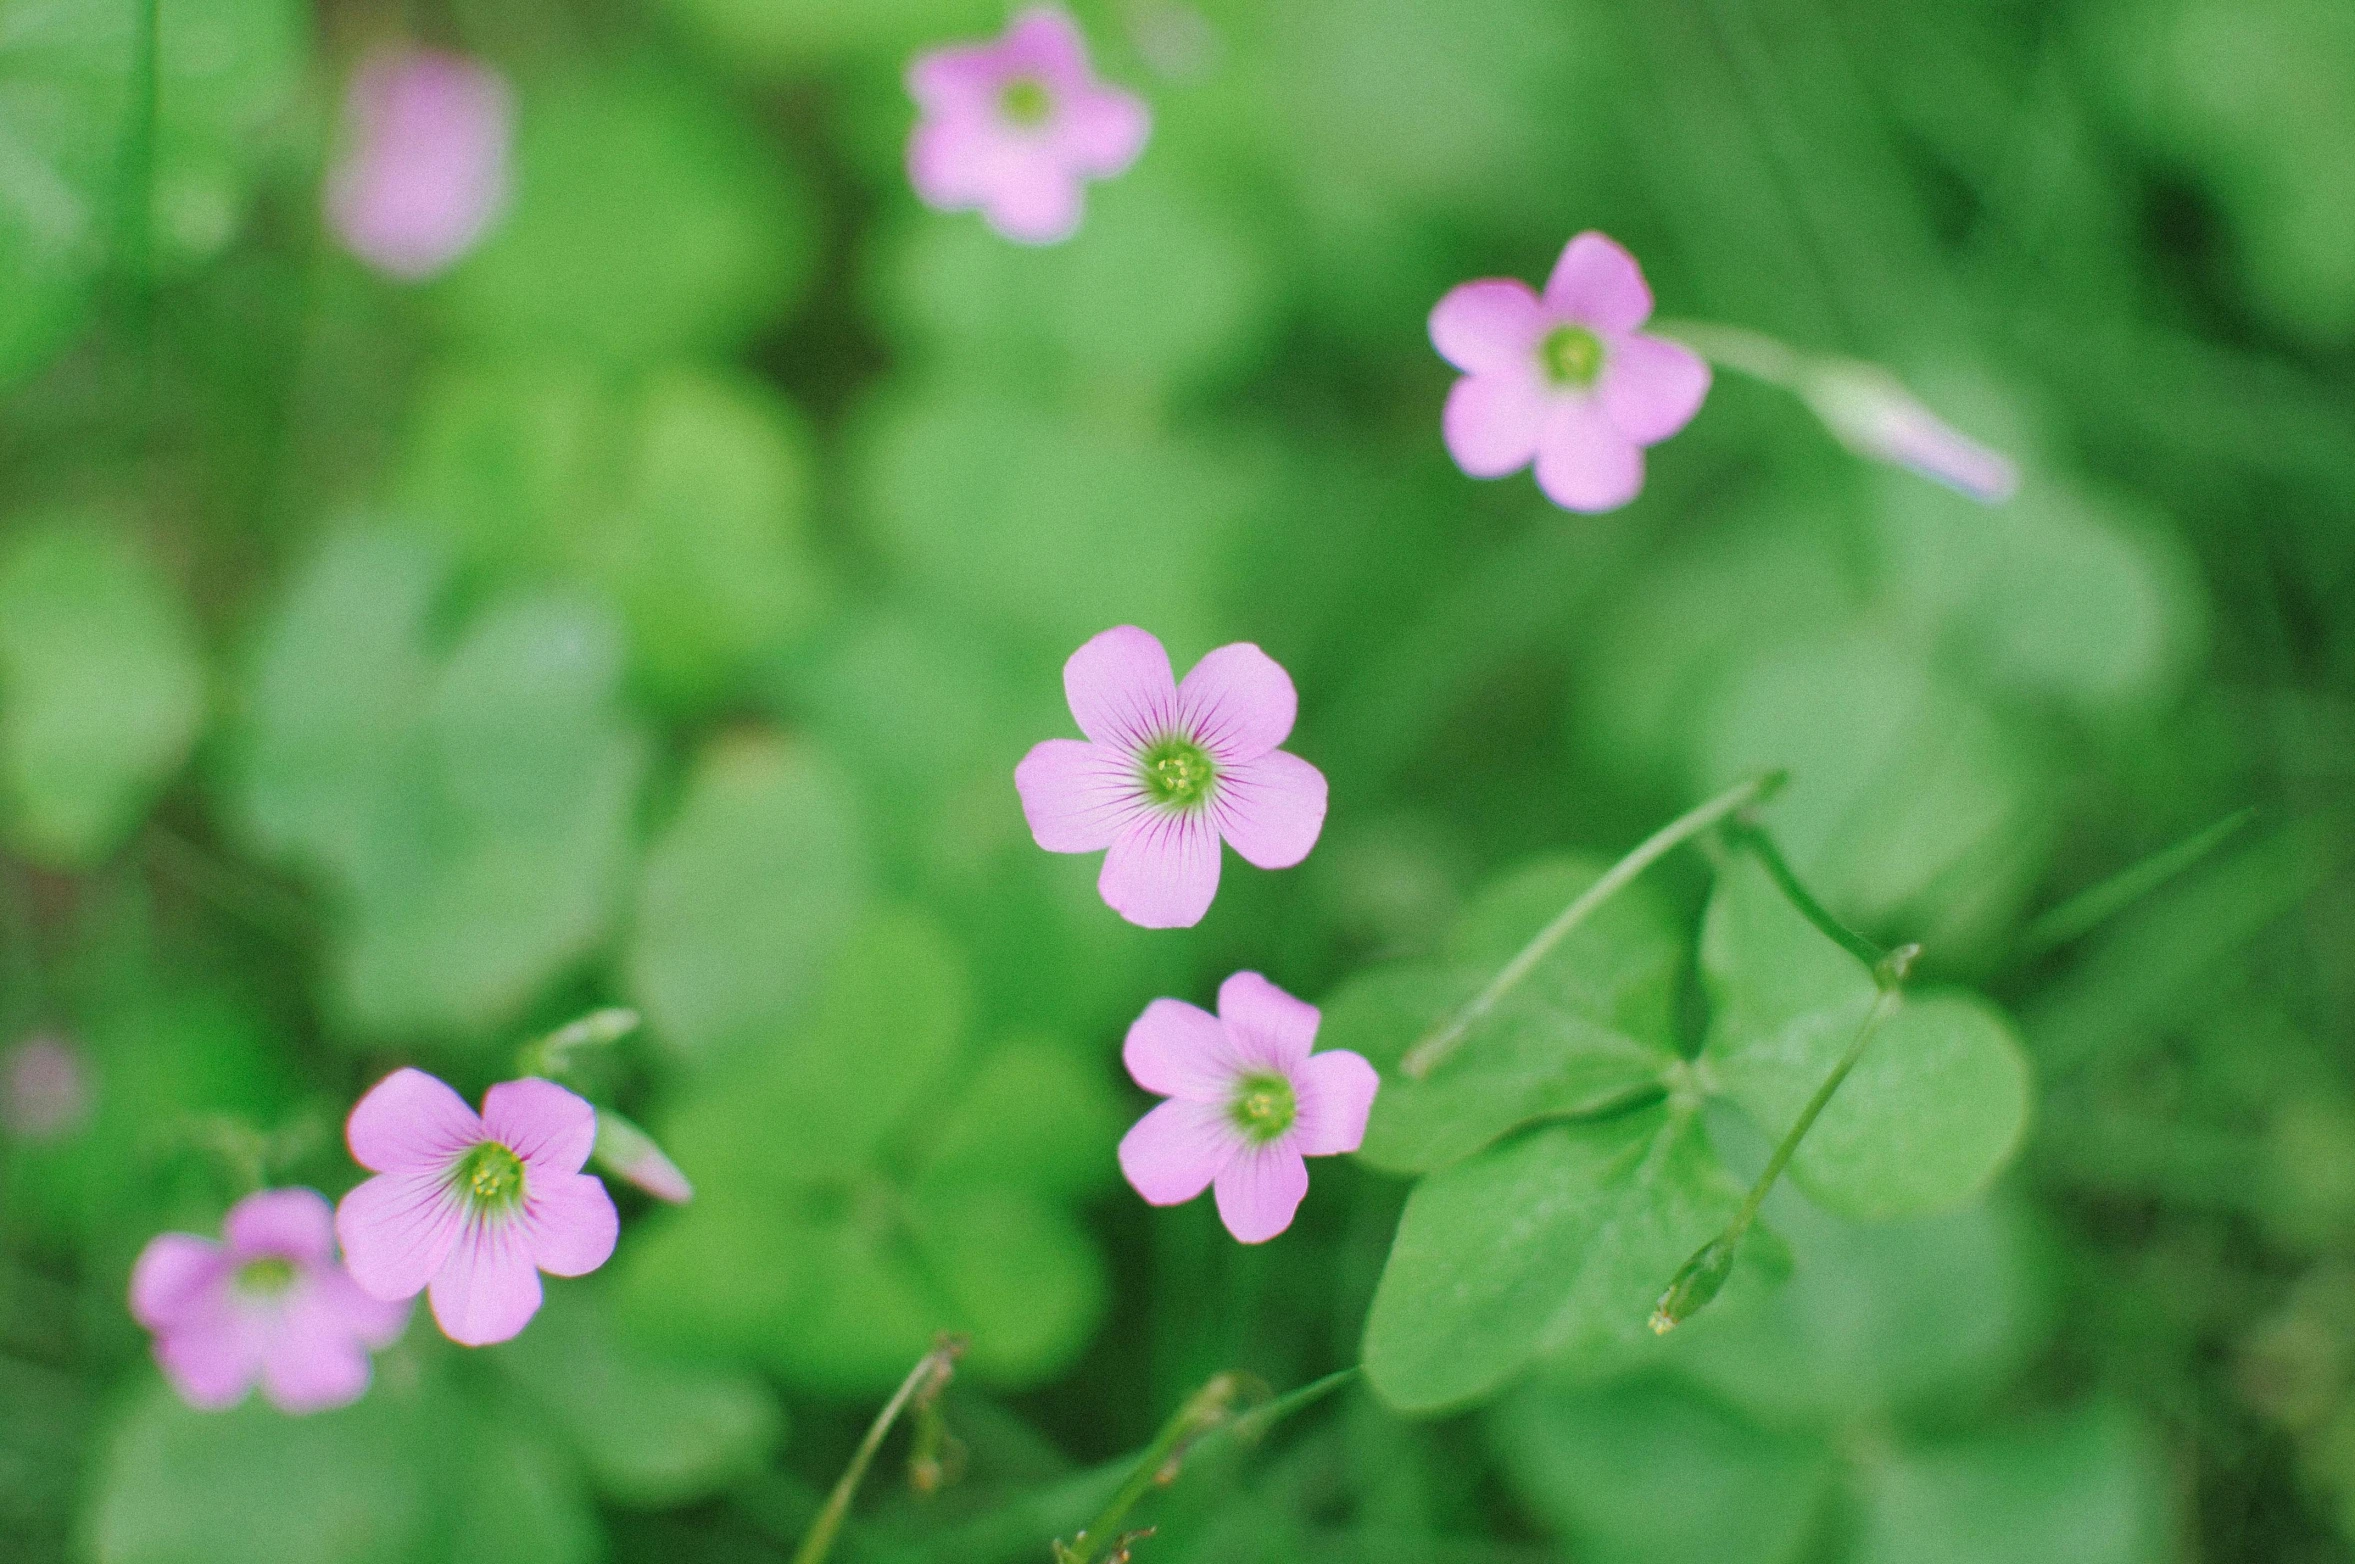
[1402,773,1785,1080]
[1054,1368,1355,1563]
[792,1337,964,1564]
[1649,318,1810,389]
[1721,820,1887,970]
[1650,943,1917,1333]
[2018,808,2254,956]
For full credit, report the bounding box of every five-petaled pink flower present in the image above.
[906,6,1149,245]
[326,48,514,280]
[1430,231,1711,512]
[1117,972,1379,1243]
[129,1188,410,1414]
[335,1069,618,1347]
[1015,626,1327,929]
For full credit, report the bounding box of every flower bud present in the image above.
[2,1035,92,1141]
[1801,362,2019,503]
[1648,1234,1738,1334]
[591,1108,692,1204]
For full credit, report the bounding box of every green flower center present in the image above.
[454,1141,526,1212]
[1230,1072,1297,1142]
[1539,324,1604,387]
[234,1255,298,1296]
[1139,736,1217,809]
[1001,77,1054,126]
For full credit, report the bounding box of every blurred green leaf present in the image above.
[663,0,995,67]
[1702,856,2032,1221]
[616,909,1109,1390]
[86,1381,436,1564]
[0,515,204,864]
[1490,1375,1832,1564]
[444,1409,600,1564]
[0,1,133,384]
[1362,1103,1743,1413]
[439,68,816,362]
[1334,855,1685,1176]
[493,1283,783,1509]
[1853,1406,2169,1564]
[875,162,1280,398]
[1696,633,2053,958]
[625,732,874,1066]
[404,359,830,711]
[855,386,1257,655]
[155,0,307,267]
[230,528,645,1041]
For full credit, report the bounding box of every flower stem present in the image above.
[791,1336,965,1564]
[1649,942,1917,1334]
[1402,773,1785,1080]
[1719,820,1887,970]
[1649,318,1809,389]
[1054,1368,1357,1564]
[2017,807,2254,957]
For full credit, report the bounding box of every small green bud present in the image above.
[1649,1235,1738,1335]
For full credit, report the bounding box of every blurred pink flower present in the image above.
[1016,626,1327,929]
[1,1035,92,1141]
[129,1188,409,1414]
[335,1069,618,1347]
[326,48,513,280]
[906,6,1149,244]
[1117,972,1378,1243]
[1430,231,1710,512]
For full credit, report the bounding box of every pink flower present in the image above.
[1015,626,1328,929]
[334,1069,618,1347]
[2,1034,92,1140]
[1430,231,1711,512]
[128,1188,410,1414]
[1117,973,1379,1243]
[906,6,1149,245]
[326,48,513,280]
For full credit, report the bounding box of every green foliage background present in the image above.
[1,0,2350,1559]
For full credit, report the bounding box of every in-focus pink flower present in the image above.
[906,6,1149,245]
[335,1070,618,1347]
[326,48,513,280]
[129,1188,409,1414]
[1117,972,1378,1243]
[2,1035,92,1141]
[1015,626,1327,929]
[1430,231,1711,512]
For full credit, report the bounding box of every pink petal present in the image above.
[1533,399,1646,512]
[1178,643,1297,764]
[1212,749,1327,870]
[482,1077,597,1175]
[1050,87,1149,176]
[1064,625,1179,752]
[906,44,1004,115]
[336,1171,464,1301]
[1123,998,1242,1102]
[1003,4,1091,82]
[1598,332,1710,445]
[223,1187,336,1265]
[1216,972,1320,1073]
[1542,231,1654,333]
[907,117,999,210]
[1430,279,1545,375]
[1442,371,1549,478]
[319,1267,413,1349]
[1099,811,1221,928]
[1016,738,1142,853]
[257,1287,375,1414]
[130,1234,225,1330]
[983,162,1087,245]
[1119,1097,1239,1206]
[519,1170,619,1278]
[154,1311,259,1410]
[326,51,512,281]
[1212,1143,1310,1243]
[1291,1050,1380,1156]
[346,1067,482,1173]
[428,1219,544,1346]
